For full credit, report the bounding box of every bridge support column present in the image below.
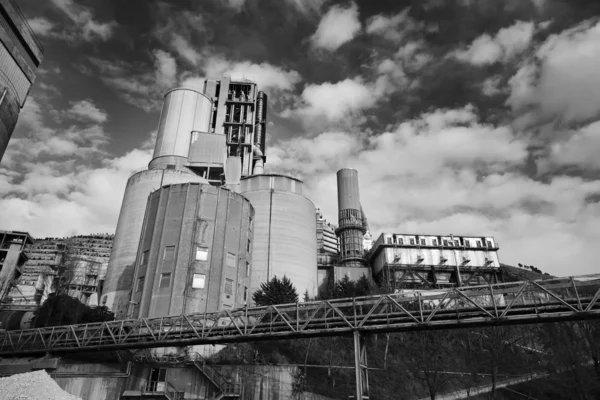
[353,331,369,400]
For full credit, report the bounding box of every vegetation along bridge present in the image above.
[1,274,600,399]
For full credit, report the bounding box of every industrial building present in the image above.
[370,232,501,290]
[104,78,271,319]
[0,0,43,161]
[127,183,253,318]
[0,230,32,302]
[240,174,317,298]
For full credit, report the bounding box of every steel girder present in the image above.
[1,275,599,356]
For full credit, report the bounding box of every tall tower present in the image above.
[102,78,269,318]
[0,0,44,162]
[335,169,367,268]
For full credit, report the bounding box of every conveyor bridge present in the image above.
[1,275,599,399]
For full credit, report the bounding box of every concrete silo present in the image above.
[102,169,207,318]
[240,174,317,301]
[149,88,213,170]
[128,183,253,318]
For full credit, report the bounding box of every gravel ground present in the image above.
[0,370,82,400]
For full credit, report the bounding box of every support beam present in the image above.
[353,331,369,400]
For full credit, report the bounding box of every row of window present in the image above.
[386,237,494,248]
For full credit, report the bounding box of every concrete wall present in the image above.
[240,174,318,301]
[102,169,207,319]
[0,0,43,161]
[130,183,253,318]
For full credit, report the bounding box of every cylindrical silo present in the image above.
[336,169,367,268]
[240,174,317,301]
[149,87,213,170]
[102,169,208,318]
[128,183,253,319]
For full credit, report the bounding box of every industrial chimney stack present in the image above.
[335,168,367,268]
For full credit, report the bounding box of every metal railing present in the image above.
[0,275,599,356]
[142,380,183,400]
[188,352,241,398]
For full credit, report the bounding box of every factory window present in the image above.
[420,239,426,246]
[136,276,144,292]
[244,286,248,302]
[247,239,252,253]
[159,273,171,289]
[487,240,493,248]
[249,217,253,231]
[226,253,237,268]
[141,250,149,265]
[432,239,437,246]
[196,247,209,261]
[101,295,107,305]
[443,240,449,246]
[225,279,233,295]
[386,237,392,245]
[409,238,415,245]
[246,261,250,277]
[192,274,205,289]
[476,241,482,248]
[454,240,460,247]
[465,241,471,248]
[163,246,175,261]
[398,238,404,245]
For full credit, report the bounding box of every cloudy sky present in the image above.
[2,0,600,276]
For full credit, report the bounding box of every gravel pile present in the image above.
[0,370,82,400]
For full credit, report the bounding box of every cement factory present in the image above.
[0,2,530,399]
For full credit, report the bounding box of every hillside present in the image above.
[500,263,554,282]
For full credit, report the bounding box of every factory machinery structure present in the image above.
[0,74,532,399]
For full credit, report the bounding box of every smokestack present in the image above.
[335,168,367,267]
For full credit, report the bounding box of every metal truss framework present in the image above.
[1,275,600,399]
[1,275,600,357]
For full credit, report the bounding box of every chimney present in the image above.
[335,168,367,267]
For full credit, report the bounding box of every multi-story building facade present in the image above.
[370,233,502,290]
[0,230,32,302]
[0,0,43,161]
[5,235,113,307]
[316,210,338,290]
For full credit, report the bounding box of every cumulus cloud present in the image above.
[310,2,361,51]
[264,105,600,276]
[153,50,177,88]
[540,120,600,171]
[454,21,535,65]
[0,148,152,237]
[507,20,600,126]
[27,17,55,37]
[67,100,108,124]
[170,34,202,65]
[365,8,430,43]
[51,0,117,41]
[286,78,373,123]
[203,58,302,91]
[285,0,328,16]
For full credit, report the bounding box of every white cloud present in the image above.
[285,0,328,15]
[28,17,55,37]
[0,148,152,238]
[170,34,202,65]
[67,100,108,124]
[454,21,535,65]
[51,0,116,41]
[366,9,413,43]
[290,78,373,122]
[264,105,600,276]
[204,58,302,91]
[153,50,177,89]
[507,20,600,126]
[224,0,245,11]
[540,120,600,171]
[310,2,361,51]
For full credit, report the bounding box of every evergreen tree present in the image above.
[253,275,299,306]
[334,275,356,298]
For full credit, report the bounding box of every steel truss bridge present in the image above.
[2,275,600,399]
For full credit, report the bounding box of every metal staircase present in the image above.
[187,352,240,400]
